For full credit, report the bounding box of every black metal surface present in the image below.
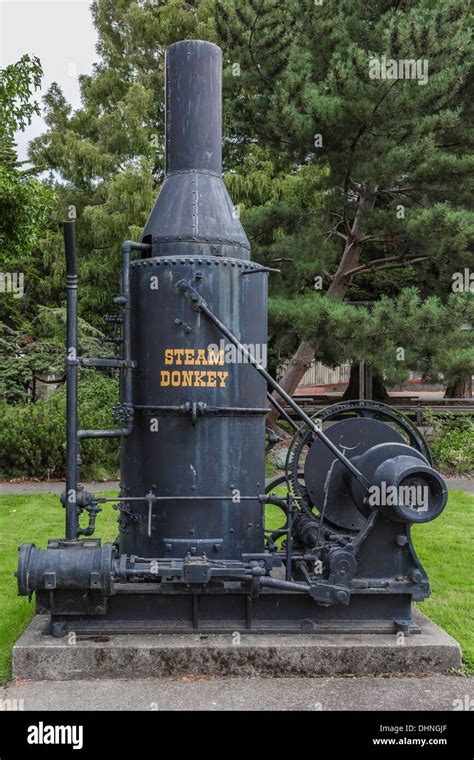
[285,399,434,530]
[165,41,222,175]
[42,587,420,635]
[17,542,114,597]
[120,257,268,560]
[304,417,406,531]
[75,241,150,448]
[141,41,250,258]
[350,442,447,523]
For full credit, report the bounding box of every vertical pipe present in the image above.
[359,362,365,400]
[285,495,293,582]
[120,242,149,411]
[63,220,78,540]
[121,245,131,408]
[165,40,222,175]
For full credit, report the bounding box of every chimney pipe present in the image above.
[141,40,250,260]
[166,40,222,176]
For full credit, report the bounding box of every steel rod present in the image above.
[98,495,261,502]
[266,392,299,431]
[134,404,268,415]
[79,358,135,368]
[78,428,128,440]
[63,220,79,540]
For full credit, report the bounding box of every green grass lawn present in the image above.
[0,491,119,684]
[413,489,474,672]
[0,489,472,683]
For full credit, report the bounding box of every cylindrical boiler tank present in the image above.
[120,40,268,561]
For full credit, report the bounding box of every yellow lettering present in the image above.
[162,349,230,388]
[194,371,206,387]
[208,349,224,366]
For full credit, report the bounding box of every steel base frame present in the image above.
[39,587,421,636]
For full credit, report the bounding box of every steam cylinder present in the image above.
[120,41,268,561]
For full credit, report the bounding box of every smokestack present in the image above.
[141,40,250,259]
[166,39,222,175]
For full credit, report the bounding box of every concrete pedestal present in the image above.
[12,610,461,681]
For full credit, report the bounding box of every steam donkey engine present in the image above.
[16,40,447,636]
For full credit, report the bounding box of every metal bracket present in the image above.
[174,318,193,334]
[164,538,223,556]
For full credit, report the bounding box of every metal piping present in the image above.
[165,40,222,176]
[64,238,152,541]
[77,241,150,442]
[63,220,79,540]
[141,41,250,256]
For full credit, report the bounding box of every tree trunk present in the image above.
[444,375,473,398]
[266,339,316,428]
[341,363,390,402]
[266,189,376,429]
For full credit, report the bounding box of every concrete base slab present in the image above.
[12,610,461,681]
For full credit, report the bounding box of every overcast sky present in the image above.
[0,0,98,161]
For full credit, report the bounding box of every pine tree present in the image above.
[27,0,217,325]
[13,0,474,409]
[215,0,474,410]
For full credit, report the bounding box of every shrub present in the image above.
[425,411,474,475]
[0,371,120,480]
